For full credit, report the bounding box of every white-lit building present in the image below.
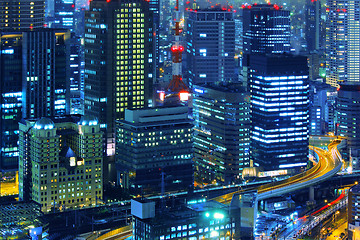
[326,0,360,87]
[249,54,310,171]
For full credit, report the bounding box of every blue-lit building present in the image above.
[336,83,360,167]
[241,4,291,87]
[305,0,321,52]
[185,9,236,88]
[53,0,75,31]
[0,29,70,171]
[242,4,290,57]
[0,34,22,170]
[193,83,250,184]
[132,199,236,240]
[69,37,83,114]
[249,54,310,171]
[309,81,336,135]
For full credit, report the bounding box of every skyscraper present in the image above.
[241,4,291,87]
[0,29,70,171]
[335,83,360,168]
[19,115,103,212]
[249,54,310,171]
[116,106,193,194]
[0,33,23,170]
[186,8,236,88]
[22,29,70,118]
[348,185,360,239]
[305,0,321,52]
[0,0,45,30]
[326,0,360,87]
[53,0,75,30]
[84,0,155,156]
[242,4,291,56]
[193,83,250,184]
[309,81,336,135]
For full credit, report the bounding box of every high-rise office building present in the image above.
[305,0,321,52]
[241,4,291,87]
[309,81,336,135]
[19,115,103,212]
[0,33,22,171]
[53,0,75,30]
[326,0,360,87]
[149,0,159,79]
[116,106,193,194]
[335,83,360,168]
[193,83,250,184]
[22,29,70,118]
[249,54,310,171]
[347,185,360,240]
[85,0,155,156]
[242,4,291,57]
[186,9,236,88]
[69,37,83,115]
[348,185,360,240]
[0,0,45,30]
[0,29,70,171]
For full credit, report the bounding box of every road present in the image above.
[212,140,342,204]
[0,181,18,196]
[97,140,343,239]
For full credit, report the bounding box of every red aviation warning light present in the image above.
[161,0,190,104]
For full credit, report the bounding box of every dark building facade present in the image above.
[336,83,360,167]
[305,0,321,52]
[0,29,70,171]
[242,4,290,57]
[53,0,75,31]
[193,83,250,184]
[116,106,193,194]
[84,0,155,156]
[186,9,236,88]
[249,54,310,171]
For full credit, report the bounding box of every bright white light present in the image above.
[210,231,219,237]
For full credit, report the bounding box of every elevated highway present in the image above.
[100,141,343,239]
[212,140,343,203]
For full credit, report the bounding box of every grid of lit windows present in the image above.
[249,55,310,171]
[114,4,146,114]
[193,84,250,184]
[326,0,360,87]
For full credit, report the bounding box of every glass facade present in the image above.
[193,84,250,184]
[186,10,236,88]
[84,0,154,156]
[326,0,360,87]
[249,55,310,171]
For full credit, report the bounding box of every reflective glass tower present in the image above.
[193,83,250,184]
[249,54,310,171]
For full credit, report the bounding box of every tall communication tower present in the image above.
[160,0,190,104]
